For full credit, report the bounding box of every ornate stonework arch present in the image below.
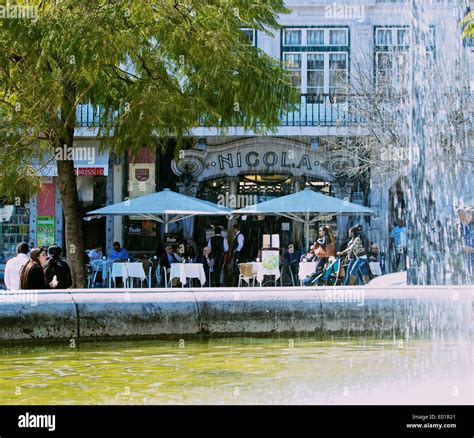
[171,137,358,182]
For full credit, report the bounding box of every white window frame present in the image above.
[283,51,348,98]
[283,28,348,47]
[375,26,435,86]
[375,26,435,47]
[283,29,304,46]
[241,28,256,46]
[327,28,349,46]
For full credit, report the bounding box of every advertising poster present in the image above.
[129,163,155,221]
[37,216,55,247]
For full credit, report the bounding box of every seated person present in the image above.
[182,241,197,261]
[368,243,386,275]
[108,242,129,262]
[160,245,182,286]
[88,244,103,261]
[160,245,182,268]
[160,245,183,281]
[194,246,214,286]
[301,248,316,262]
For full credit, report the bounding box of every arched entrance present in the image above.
[194,173,333,258]
[172,137,357,262]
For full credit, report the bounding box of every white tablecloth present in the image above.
[123,262,147,280]
[110,262,146,286]
[298,262,317,280]
[170,263,206,286]
[249,262,281,284]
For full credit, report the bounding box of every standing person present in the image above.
[4,242,29,291]
[44,245,73,289]
[195,247,215,287]
[207,227,228,287]
[337,227,369,285]
[355,223,371,280]
[312,225,336,273]
[457,206,473,283]
[231,224,245,284]
[232,225,245,263]
[19,247,54,290]
[390,220,407,272]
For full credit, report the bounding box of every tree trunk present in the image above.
[54,79,86,288]
[56,158,86,288]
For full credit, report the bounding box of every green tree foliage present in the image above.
[462,10,474,39]
[0,0,299,286]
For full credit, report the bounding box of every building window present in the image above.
[329,29,348,46]
[241,28,256,46]
[329,53,348,98]
[376,28,393,46]
[397,28,409,45]
[284,29,302,46]
[307,54,324,100]
[283,27,349,103]
[284,53,302,87]
[283,27,348,47]
[374,26,435,86]
[307,29,324,45]
[0,205,30,263]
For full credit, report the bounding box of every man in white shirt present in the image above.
[4,242,29,291]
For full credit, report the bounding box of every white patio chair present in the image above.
[162,266,173,288]
[238,263,256,287]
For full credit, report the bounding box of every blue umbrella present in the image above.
[232,188,374,249]
[88,188,231,232]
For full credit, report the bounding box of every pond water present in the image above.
[0,336,471,405]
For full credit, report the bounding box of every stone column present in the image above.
[227,177,240,247]
[292,176,304,249]
[175,182,199,243]
[54,177,64,248]
[112,153,124,254]
[369,173,390,256]
[332,182,354,244]
[105,153,116,254]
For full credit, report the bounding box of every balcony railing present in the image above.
[76,94,364,129]
[279,94,363,127]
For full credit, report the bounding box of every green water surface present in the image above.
[0,336,471,405]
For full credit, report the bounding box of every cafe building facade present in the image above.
[2,0,470,267]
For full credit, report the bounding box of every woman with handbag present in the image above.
[312,226,336,274]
